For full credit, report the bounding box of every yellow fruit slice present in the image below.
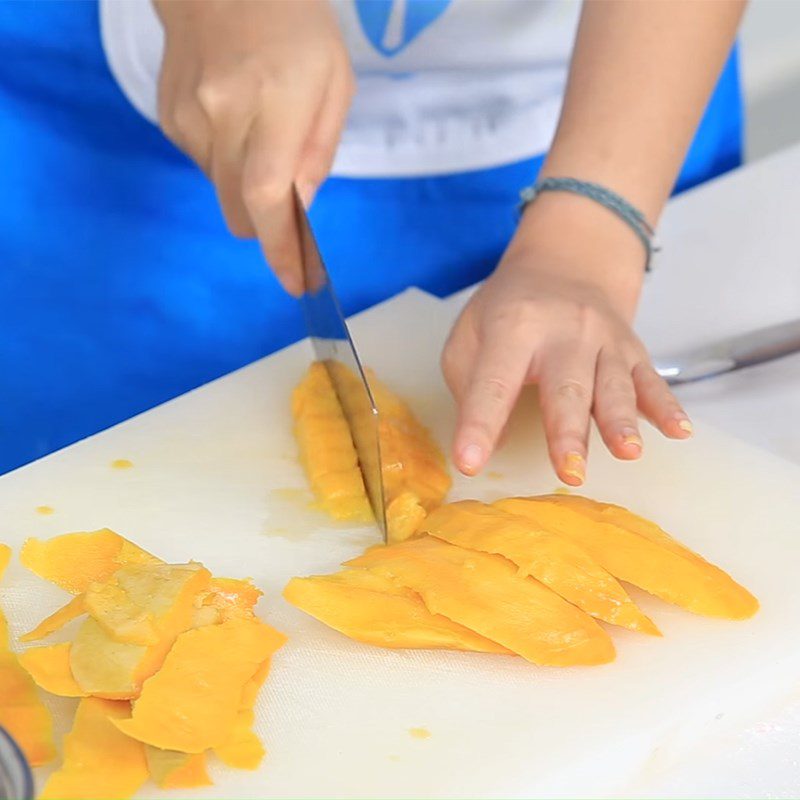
[496,495,759,620]
[40,698,148,800]
[21,529,160,594]
[18,643,87,698]
[292,362,373,522]
[114,617,286,752]
[422,500,660,635]
[146,747,212,789]
[0,543,56,766]
[284,569,510,653]
[347,537,614,667]
[386,491,428,544]
[20,594,87,642]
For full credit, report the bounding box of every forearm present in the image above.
[542,0,746,222]
[512,0,745,317]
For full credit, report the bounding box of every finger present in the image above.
[537,341,598,486]
[440,305,478,403]
[592,349,642,460]
[296,63,354,207]
[633,361,693,438]
[453,326,532,476]
[242,84,329,297]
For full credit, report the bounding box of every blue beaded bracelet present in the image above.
[519,177,657,272]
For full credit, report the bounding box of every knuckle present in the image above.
[555,379,589,403]
[242,172,289,212]
[600,374,634,397]
[479,376,513,406]
[195,79,233,119]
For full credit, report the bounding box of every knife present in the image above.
[294,188,388,538]
[654,319,800,385]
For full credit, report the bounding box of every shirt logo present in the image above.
[355,0,453,57]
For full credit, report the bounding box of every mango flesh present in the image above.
[18,642,87,698]
[20,529,160,594]
[40,697,149,800]
[496,496,759,620]
[20,594,87,642]
[114,617,287,752]
[292,362,373,522]
[71,562,212,698]
[146,747,212,789]
[347,537,615,667]
[422,501,660,636]
[284,569,510,653]
[0,543,57,766]
[293,362,451,542]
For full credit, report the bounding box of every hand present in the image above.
[441,192,692,486]
[154,0,355,295]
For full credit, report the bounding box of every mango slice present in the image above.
[18,642,87,697]
[20,594,87,642]
[146,747,212,789]
[497,496,759,620]
[386,491,428,544]
[292,362,373,522]
[114,617,287,752]
[40,698,148,800]
[214,655,271,769]
[0,543,57,766]
[422,501,660,636]
[71,562,212,698]
[0,543,9,579]
[347,537,615,666]
[21,529,160,594]
[284,569,510,653]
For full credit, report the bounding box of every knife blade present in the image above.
[654,318,800,385]
[294,188,387,538]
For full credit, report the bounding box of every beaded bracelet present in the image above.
[519,177,657,272]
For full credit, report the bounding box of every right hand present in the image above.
[154,0,355,295]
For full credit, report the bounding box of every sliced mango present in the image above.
[114,617,286,752]
[0,543,9,579]
[284,568,510,653]
[214,708,265,770]
[86,561,211,645]
[20,594,87,642]
[0,543,56,766]
[18,642,87,697]
[21,529,160,594]
[40,698,148,800]
[146,747,212,789]
[386,491,428,544]
[347,537,614,666]
[292,362,373,522]
[71,562,212,698]
[422,501,659,636]
[497,496,759,620]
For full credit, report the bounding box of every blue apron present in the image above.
[0,1,742,475]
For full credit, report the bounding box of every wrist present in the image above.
[508,190,646,318]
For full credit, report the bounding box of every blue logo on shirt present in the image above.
[355,0,453,57]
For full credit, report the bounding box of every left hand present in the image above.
[441,192,692,486]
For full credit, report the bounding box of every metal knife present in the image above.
[294,188,388,538]
[654,319,800,385]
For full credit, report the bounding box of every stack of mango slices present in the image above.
[1,529,285,799]
[292,362,451,542]
[285,496,759,667]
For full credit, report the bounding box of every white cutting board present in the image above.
[2,288,800,799]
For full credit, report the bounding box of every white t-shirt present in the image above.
[99,0,580,177]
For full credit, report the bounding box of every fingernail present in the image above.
[621,428,643,450]
[563,452,585,485]
[460,444,484,475]
[677,418,693,435]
